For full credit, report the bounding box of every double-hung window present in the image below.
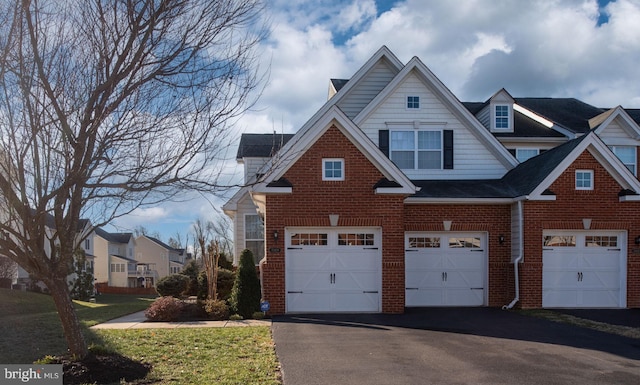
[390,130,442,170]
[495,105,510,130]
[245,214,264,265]
[610,146,636,175]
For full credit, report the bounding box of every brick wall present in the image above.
[261,125,408,314]
[519,151,640,308]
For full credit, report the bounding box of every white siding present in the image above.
[243,157,271,183]
[477,106,490,129]
[598,119,640,146]
[338,60,398,119]
[233,194,260,265]
[360,72,509,179]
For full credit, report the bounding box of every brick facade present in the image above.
[259,127,640,314]
[261,125,408,314]
[519,151,640,308]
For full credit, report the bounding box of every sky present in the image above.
[108,0,640,245]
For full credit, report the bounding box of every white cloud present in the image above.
[114,0,640,241]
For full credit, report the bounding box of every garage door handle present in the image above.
[470,288,483,290]
[471,249,484,252]
[363,291,379,294]
[406,287,418,290]
[363,247,379,250]
[608,248,620,251]
[287,291,303,294]
[287,247,304,250]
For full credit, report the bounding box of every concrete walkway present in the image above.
[91,311,271,330]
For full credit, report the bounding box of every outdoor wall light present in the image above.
[635,235,640,245]
[498,235,505,245]
[273,230,279,241]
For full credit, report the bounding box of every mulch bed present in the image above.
[49,353,151,384]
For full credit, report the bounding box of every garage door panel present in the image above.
[405,233,486,307]
[333,271,378,291]
[446,288,484,306]
[334,292,380,312]
[406,289,443,306]
[542,231,624,308]
[446,270,483,288]
[286,228,381,313]
[287,293,332,312]
[288,271,333,291]
[405,270,442,289]
[287,252,331,270]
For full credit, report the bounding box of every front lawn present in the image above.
[0,289,281,384]
[91,328,281,384]
[0,289,155,363]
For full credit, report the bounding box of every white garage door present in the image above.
[405,232,486,307]
[286,227,381,313]
[542,231,626,308]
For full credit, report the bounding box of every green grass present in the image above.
[90,328,281,385]
[0,289,282,384]
[0,289,155,363]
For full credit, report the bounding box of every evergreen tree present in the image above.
[229,249,261,318]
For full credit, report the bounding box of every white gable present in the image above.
[356,64,516,180]
[594,108,640,146]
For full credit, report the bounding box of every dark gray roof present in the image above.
[500,134,589,196]
[94,227,132,243]
[496,110,566,138]
[236,133,295,159]
[513,98,604,133]
[410,135,590,199]
[624,109,640,125]
[330,79,349,93]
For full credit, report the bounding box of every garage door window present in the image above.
[290,233,328,246]
[449,237,481,248]
[585,236,617,247]
[408,237,440,248]
[338,233,375,246]
[543,235,576,247]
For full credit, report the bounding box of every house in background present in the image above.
[223,133,294,266]
[225,46,640,315]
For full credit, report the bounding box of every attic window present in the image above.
[407,96,420,109]
[495,105,510,129]
[575,170,593,190]
[323,158,344,181]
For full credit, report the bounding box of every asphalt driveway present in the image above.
[272,308,640,385]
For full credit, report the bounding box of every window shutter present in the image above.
[443,130,453,169]
[379,130,389,157]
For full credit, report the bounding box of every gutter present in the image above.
[503,200,524,310]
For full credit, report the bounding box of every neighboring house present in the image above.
[92,230,185,288]
[224,46,640,315]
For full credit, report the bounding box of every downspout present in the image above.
[503,200,524,310]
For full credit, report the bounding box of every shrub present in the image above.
[229,249,261,319]
[197,268,236,300]
[156,274,189,297]
[218,252,233,270]
[181,260,201,296]
[144,296,185,321]
[229,314,243,321]
[204,299,230,320]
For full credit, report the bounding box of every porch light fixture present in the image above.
[498,235,505,245]
[635,235,640,245]
[273,230,279,241]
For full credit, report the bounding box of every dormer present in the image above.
[489,89,515,133]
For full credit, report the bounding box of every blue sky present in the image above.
[109,0,640,245]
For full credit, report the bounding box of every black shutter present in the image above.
[379,130,389,157]
[443,130,453,169]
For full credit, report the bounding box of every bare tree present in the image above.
[210,212,234,259]
[0,0,266,359]
[0,256,18,282]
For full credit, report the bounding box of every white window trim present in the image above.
[406,95,420,110]
[389,129,443,170]
[492,104,513,132]
[322,158,345,181]
[575,170,594,190]
[610,145,637,176]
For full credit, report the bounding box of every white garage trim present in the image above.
[542,230,627,308]
[405,232,487,307]
[285,227,382,313]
